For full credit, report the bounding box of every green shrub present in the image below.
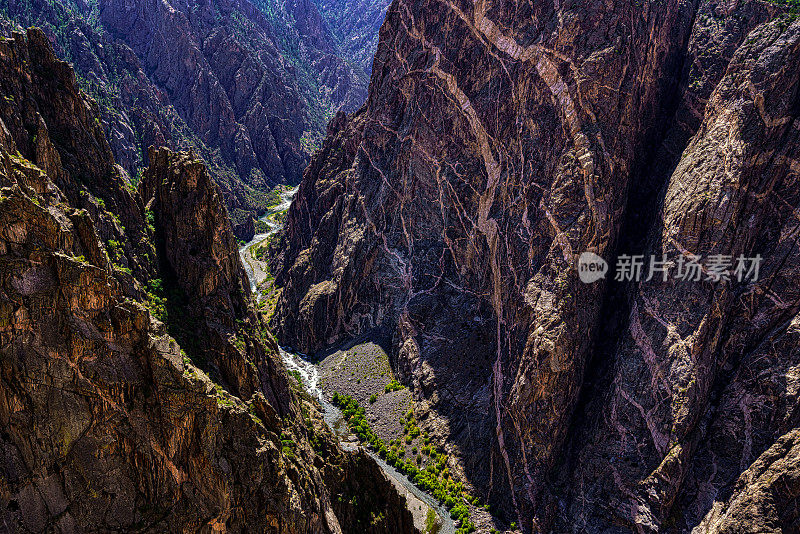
[331,393,473,528]
[280,431,296,460]
[145,209,156,233]
[384,379,405,393]
[425,509,438,534]
[145,278,167,322]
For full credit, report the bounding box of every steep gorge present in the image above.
[269,0,800,532]
[311,0,394,74]
[0,0,378,239]
[0,28,416,533]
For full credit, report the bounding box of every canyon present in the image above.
[0,0,386,239]
[1,0,800,532]
[0,28,415,533]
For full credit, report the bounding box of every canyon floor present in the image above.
[243,227,511,533]
[317,342,504,533]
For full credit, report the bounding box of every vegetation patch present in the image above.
[280,431,296,460]
[384,379,405,393]
[332,393,477,534]
[426,508,441,534]
[145,278,168,323]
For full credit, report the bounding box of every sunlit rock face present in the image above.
[270,0,800,531]
[0,29,416,534]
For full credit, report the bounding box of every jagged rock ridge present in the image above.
[0,0,375,239]
[0,28,416,533]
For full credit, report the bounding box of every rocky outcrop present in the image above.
[328,448,420,533]
[99,0,309,185]
[0,29,416,533]
[0,25,154,289]
[693,428,800,534]
[548,14,800,533]
[140,146,290,408]
[252,0,371,118]
[270,1,800,532]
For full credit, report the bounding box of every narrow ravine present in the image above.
[239,187,297,293]
[238,192,454,534]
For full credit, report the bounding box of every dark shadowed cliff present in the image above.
[269,0,800,532]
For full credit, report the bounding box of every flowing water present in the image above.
[239,187,297,293]
[279,349,455,534]
[238,189,454,534]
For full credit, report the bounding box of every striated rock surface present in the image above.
[270,0,800,531]
[551,16,800,533]
[0,25,154,288]
[98,0,310,185]
[693,428,800,534]
[0,29,416,534]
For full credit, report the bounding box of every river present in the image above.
[238,188,454,534]
[239,186,297,293]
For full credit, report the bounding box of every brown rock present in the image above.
[0,29,417,534]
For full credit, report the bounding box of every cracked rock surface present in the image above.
[270,1,800,531]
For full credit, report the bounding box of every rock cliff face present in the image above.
[0,29,416,533]
[0,0,376,239]
[270,1,800,531]
[141,146,291,407]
